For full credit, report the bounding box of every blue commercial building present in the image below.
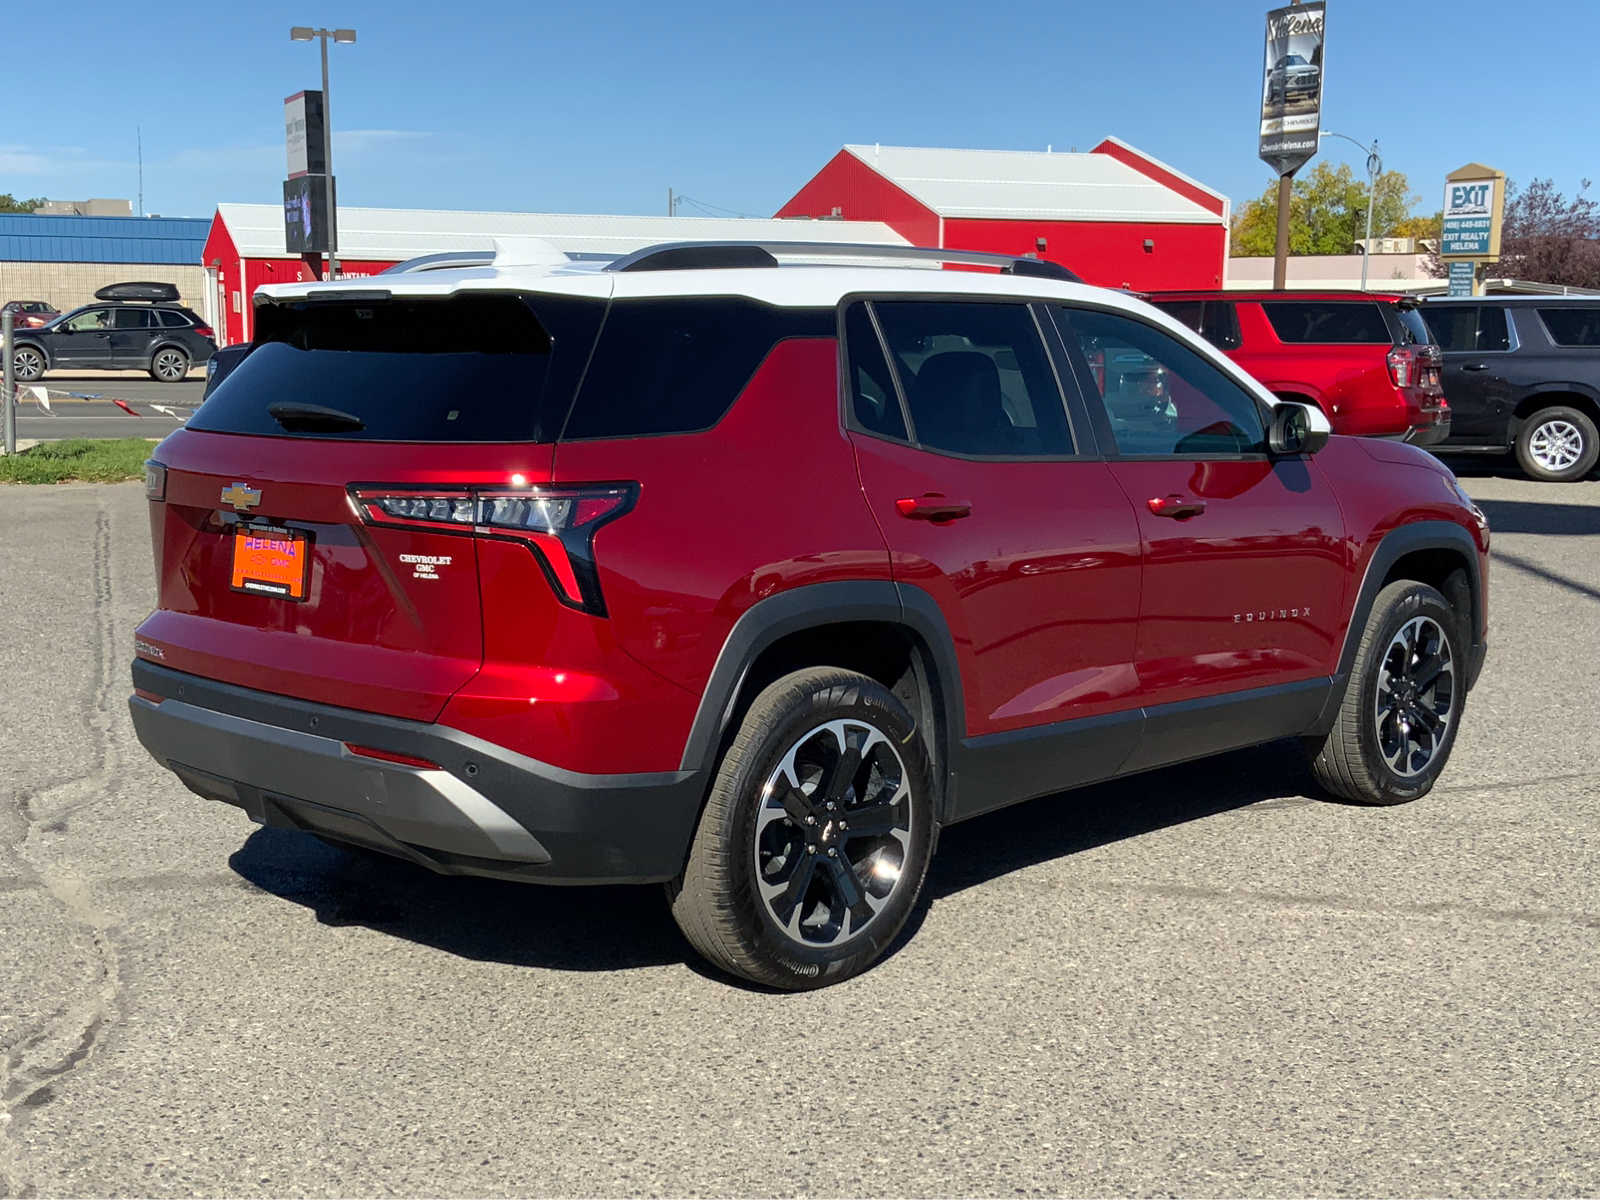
[0,213,209,264]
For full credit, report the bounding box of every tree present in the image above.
[1231,163,1421,256]
[1391,212,1441,244]
[0,194,46,214]
[1429,178,1600,288]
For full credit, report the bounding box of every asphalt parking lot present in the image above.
[13,375,203,442]
[1,468,1596,1197]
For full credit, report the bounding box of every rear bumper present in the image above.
[1405,410,1452,446]
[130,661,705,884]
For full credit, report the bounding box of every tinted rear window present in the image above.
[561,298,832,440]
[1262,301,1391,344]
[1538,306,1600,347]
[1394,307,1433,346]
[156,309,190,328]
[1423,306,1511,353]
[187,293,603,442]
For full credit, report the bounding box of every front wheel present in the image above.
[1514,405,1598,482]
[669,667,936,990]
[150,346,189,382]
[1304,580,1464,805]
[13,345,44,382]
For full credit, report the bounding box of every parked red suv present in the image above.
[1150,290,1450,444]
[130,243,1489,989]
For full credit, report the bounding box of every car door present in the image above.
[1048,303,1348,755]
[1422,304,1516,444]
[844,298,1144,800]
[50,307,114,368]
[109,306,156,368]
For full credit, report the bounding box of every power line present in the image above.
[673,193,761,219]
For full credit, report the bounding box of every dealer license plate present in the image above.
[229,525,310,601]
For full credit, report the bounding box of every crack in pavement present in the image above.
[1,504,125,1194]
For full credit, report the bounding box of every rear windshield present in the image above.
[1262,301,1391,344]
[1394,307,1433,346]
[187,294,604,441]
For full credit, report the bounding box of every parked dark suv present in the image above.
[11,283,215,382]
[130,242,1490,989]
[1420,296,1600,481]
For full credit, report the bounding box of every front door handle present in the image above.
[1147,493,1206,519]
[1462,363,1489,372]
[896,494,972,522]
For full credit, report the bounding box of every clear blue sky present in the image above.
[5,0,1593,223]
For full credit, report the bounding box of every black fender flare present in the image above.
[1316,519,1485,730]
[676,581,966,811]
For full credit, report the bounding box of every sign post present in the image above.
[1439,163,1505,296]
[2,310,14,456]
[1258,1,1327,289]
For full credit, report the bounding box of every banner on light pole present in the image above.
[1258,2,1327,177]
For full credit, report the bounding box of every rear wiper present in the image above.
[266,401,365,431]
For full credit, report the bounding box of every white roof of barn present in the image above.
[213,204,910,261]
[843,143,1223,224]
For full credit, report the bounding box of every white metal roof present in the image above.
[214,204,911,261]
[843,144,1223,224]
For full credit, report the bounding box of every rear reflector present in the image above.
[133,688,164,705]
[344,743,440,770]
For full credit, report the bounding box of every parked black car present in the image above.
[10,283,216,383]
[1420,296,1600,481]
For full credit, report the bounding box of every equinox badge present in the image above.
[221,482,262,511]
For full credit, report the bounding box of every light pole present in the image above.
[290,25,356,279]
[1321,130,1381,290]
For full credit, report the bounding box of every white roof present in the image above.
[215,203,910,261]
[843,144,1222,224]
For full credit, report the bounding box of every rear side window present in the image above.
[1393,307,1433,346]
[111,308,152,329]
[871,300,1072,457]
[562,299,832,440]
[1152,300,1243,351]
[1423,306,1511,353]
[1262,301,1391,344]
[189,293,603,442]
[1538,306,1600,347]
[156,309,190,328]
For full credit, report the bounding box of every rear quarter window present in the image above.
[188,293,603,442]
[1261,301,1391,344]
[1538,306,1600,347]
[560,298,832,440]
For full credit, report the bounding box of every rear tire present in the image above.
[13,345,44,382]
[150,346,189,382]
[1305,580,1464,805]
[1514,405,1598,482]
[669,667,936,990]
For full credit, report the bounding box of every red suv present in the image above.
[130,243,1489,989]
[1150,290,1450,444]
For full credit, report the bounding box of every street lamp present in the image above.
[290,25,356,278]
[1321,130,1382,290]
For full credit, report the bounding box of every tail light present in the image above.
[350,483,637,615]
[1387,345,1415,388]
[194,325,215,339]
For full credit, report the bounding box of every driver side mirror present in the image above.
[1268,402,1330,456]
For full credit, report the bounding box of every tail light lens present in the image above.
[1387,346,1414,388]
[350,483,637,615]
[194,325,215,340]
[144,460,167,500]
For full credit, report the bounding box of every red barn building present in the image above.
[776,137,1229,291]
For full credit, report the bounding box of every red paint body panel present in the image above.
[849,435,1143,735]
[1103,457,1349,706]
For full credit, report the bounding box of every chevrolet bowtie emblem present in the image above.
[221,482,262,511]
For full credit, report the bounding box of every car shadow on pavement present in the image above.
[229,828,686,973]
[1473,498,1600,537]
[228,741,1319,983]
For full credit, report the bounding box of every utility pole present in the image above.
[668,187,675,217]
[137,126,144,218]
[1272,172,1293,289]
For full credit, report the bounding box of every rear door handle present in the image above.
[1147,494,1206,519]
[1462,363,1489,372]
[895,495,972,522]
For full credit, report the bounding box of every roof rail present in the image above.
[605,240,1083,282]
[380,250,496,275]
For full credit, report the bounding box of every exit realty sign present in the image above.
[1440,164,1505,260]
